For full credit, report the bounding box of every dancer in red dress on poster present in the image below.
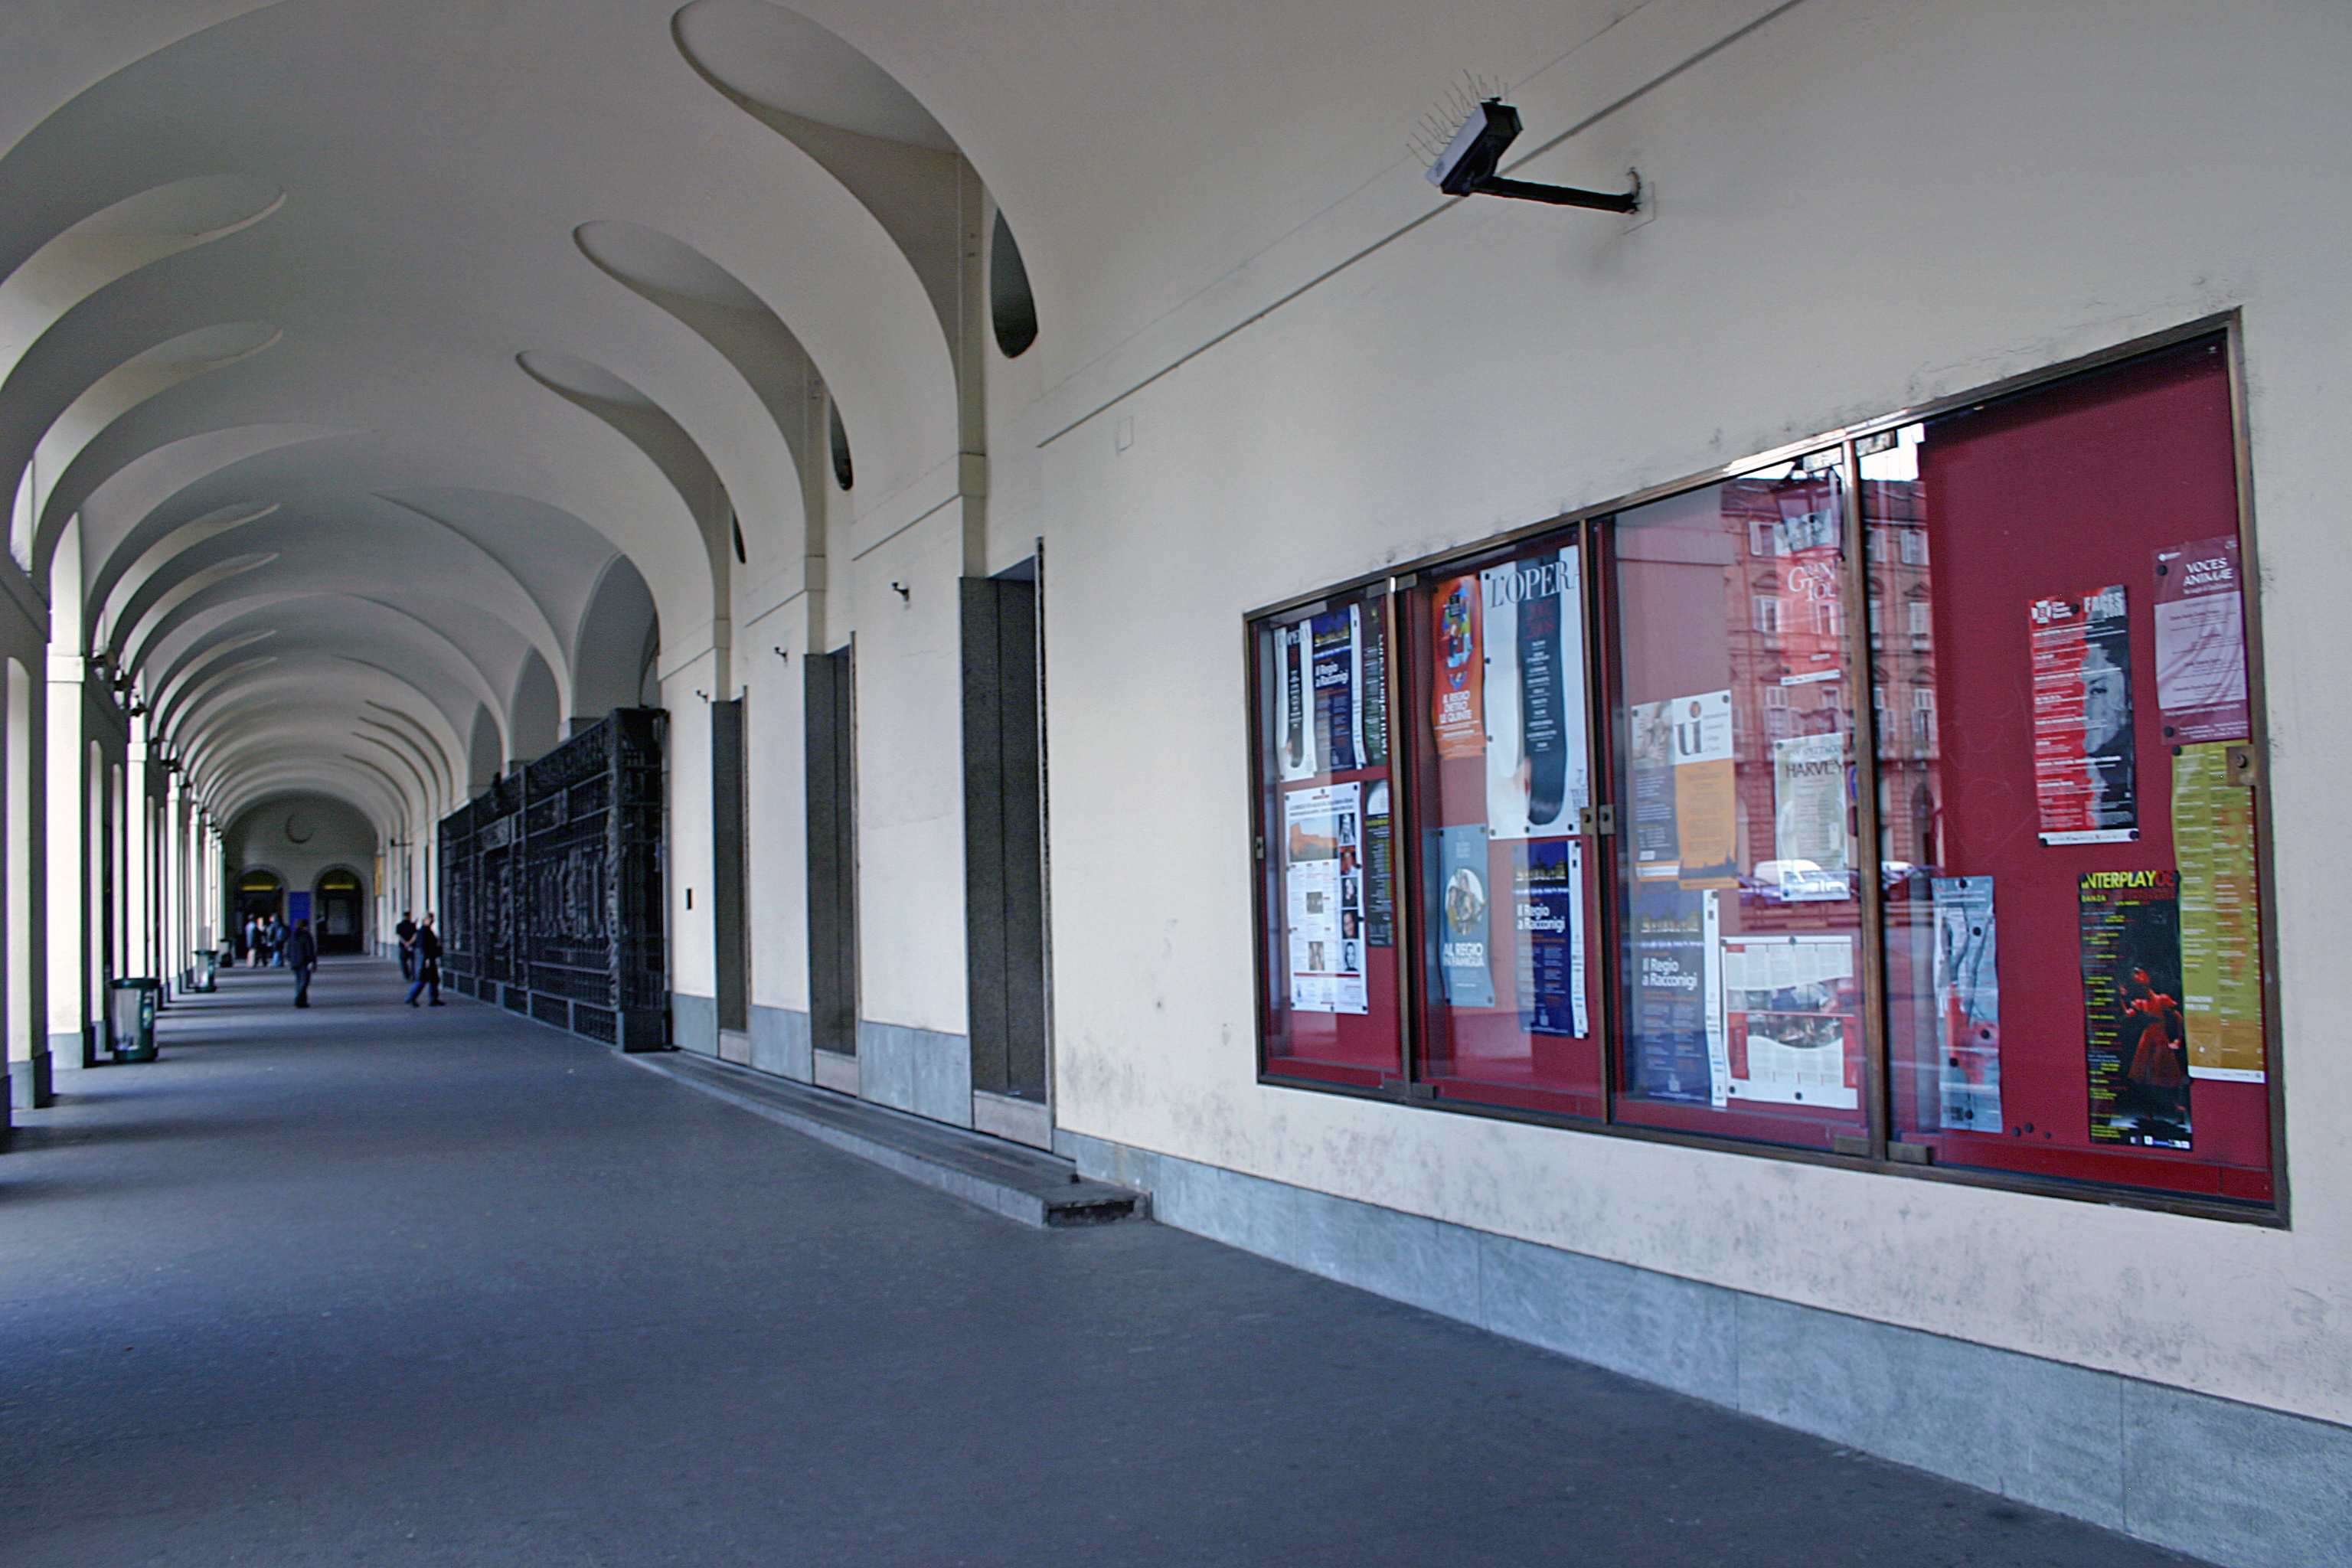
[2123,967,2187,1089]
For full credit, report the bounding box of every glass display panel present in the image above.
[1253,590,1404,1086]
[1868,334,2274,1200]
[1608,462,1872,1151]
[1403,532,1605,1116]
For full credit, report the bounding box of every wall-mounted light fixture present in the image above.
[890,581,911,602]
[1426,99,1638,214]
[772,645,789,663]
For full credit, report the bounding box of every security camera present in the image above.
[1428,99,1523,195]
[1424,97,1638,214]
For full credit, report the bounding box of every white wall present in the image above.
[1028,0,2352,1429]
[221,792,377,926]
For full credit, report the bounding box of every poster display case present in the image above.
[1247,320,2280,1217]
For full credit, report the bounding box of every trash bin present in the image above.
[106,978,159,1062]
[190,950,217,993]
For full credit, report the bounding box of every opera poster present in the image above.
[1628,689,1736,888]
[1431,575,1485,760]
[1309,606,1365,775]
[1512,838,1586,1038]
[1931,876,2002,1132]
[2031,585,2138,844]
[1283,782,1367,1015]
[1434,823,1494,1008]
[1771,730,1850,897]
[1628,884,1713,1103]
[1364,779,1396,949]
[2153,537,2249,745]
[1481,547,1589,839]
[2080,868,2190,1149]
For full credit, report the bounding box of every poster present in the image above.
[1482,547,1589,839]
[1628,690,1736,887]
[2172,744,2263,1080]
[2030,586,2138,844]
[1434,824,1494,1008]
[1277,621,1314,780]
[1308,607,1365,775]
[1717,933,1860,1109]
[1931,876,2002,1132]
[2153,537,2249,744]
[1627,885,1714,1103]
[1512,838,1586,1037]
[1280,606,1370,782]
[1771,730,1850,897]
[2079,869,2190,1149]
[1364,779,1396,948]
[1431,575,1485,760]
[1282,782,1367,1014]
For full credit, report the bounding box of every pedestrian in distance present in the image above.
[395,910,417,979]
[269,913,290,968]
[404,913,443,1007]
[288,918,318,1008]
[247,914,266,967]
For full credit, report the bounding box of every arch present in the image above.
[571,554,659,727]
[509,648,560,767]
[467,704,501,792]
[990,211,1037,358]
[311,861,369,954]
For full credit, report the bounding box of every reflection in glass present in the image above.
[1610,462,1870,1150]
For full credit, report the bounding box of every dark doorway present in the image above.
[711,697,750,1040]
[315,868,365,954]
[805,646,858,1060]
[962,561,1049,1106]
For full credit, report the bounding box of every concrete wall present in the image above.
[221,792,376,937]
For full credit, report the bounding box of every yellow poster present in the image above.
[2171,743,2264,1080]
[1676,758,1739,890]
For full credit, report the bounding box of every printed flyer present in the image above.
[1279,606,1370,782]
[1431,575,1485,760]
[1282,782,1367,1015]
[1627,884,1714,1104]
[1771,730,1850,897]
[2030,586,2138,844]
[2171,744,2263,1081]
[1628,690,1736,887]
[1930,876,2003,1132]
[1435,823,1494,1008]
[2153,537,2249,744]
[1363,779,1396,948]
[1512,838,1586,1038]
[2079,868,2190,1149]
[1717,933,1860,1109]
[1481,547,1589,839]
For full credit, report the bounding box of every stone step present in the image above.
[624,1050,1145,1229]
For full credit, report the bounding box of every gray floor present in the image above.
[0,957,2205,1567]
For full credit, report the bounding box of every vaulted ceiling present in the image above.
[0,0,1645,835]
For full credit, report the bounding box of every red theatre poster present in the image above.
[2030,586,2138,844]
[2152,537,2249,744]
[1431,574,1485,760]
[2080,868,2191,1150]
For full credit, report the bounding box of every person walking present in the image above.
[247,914,266,966]
[269,913,291,968]
[395,911,417,979]
[404,913,443,1007]
[287,918,318,1008]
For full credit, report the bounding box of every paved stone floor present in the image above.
[0,958,2207,1566]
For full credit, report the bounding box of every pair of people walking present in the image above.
[404,913,443,1007]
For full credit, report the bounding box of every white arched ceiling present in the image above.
[0,0,1001,824]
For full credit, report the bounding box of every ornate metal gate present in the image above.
[439,709,665,1049]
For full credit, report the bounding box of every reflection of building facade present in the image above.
[1865,476,1939,871]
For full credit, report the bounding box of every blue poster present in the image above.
[1514,838,1586,1037]
[1434,825,1494,1008]
[1627,884,1710,1102]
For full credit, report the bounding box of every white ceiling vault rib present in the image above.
[0,0,983,822]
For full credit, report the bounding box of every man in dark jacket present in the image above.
[404,914,443,1007]
[269,915,291,967]
[288,919,318,1008]
[394,911,417,978]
